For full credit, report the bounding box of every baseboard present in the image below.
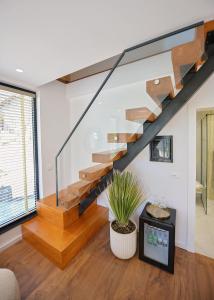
[0,226,22,252]
[175,241,187,250]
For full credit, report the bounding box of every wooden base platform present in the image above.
[22,203,108,269]
[36,194,80,229]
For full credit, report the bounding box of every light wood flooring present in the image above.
[0,224,214,300]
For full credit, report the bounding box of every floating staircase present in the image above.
[22,20,214,268]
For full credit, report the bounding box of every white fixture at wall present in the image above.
[15,68,23,73]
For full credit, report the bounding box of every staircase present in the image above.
[22,20,214,268]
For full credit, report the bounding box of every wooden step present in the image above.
[79,163,113,181]
[92,149,127,163]
[126,107,157,123]
[171,25,205,89]
[22,204,108,269]
[204,20,214,39]
[67,179,98,197]
[146,76,175,106]
[59,192,80,210]
[37,194,79,229]
[107,133,141,143]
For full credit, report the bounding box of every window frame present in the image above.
[0,82,39,234]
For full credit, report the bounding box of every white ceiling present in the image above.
[0,0,213,87]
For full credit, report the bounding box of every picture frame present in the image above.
[150,135,173,163]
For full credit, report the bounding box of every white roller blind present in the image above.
[0,85,38,228]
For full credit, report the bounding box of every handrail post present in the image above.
[55,156,59,206]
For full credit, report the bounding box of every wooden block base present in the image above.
[22,204,108,269]
[37,194,79,229]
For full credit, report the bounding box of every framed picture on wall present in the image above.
[150,136,173,163]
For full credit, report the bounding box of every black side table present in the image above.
[139,203,176,274]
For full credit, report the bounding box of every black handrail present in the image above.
[55,20,203,206]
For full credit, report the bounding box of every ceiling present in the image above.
[0,0,213,87]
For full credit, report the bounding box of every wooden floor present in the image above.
[0,224,214,300]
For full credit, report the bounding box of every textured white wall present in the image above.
[38,80,69,197]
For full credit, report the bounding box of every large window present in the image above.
[0,83,39,230]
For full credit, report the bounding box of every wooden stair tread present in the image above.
[68,180,97,196]
[204,20,214,38]
[59,192,80,209]
[22,205,108,268]
[146,76,175,106]
[79,163,112,181]
[172,26,205,64]
[107,133,141,143]
[92,149,127,163]
[126,107,157,123]
[37,194,64,211]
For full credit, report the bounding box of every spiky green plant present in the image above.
[108,170,144,227]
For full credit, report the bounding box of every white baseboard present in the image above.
[175,240,187,250]
[0,226,22,252]
[0,235,22,253]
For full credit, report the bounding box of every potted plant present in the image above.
[108,170,144,259]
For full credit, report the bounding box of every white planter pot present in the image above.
[110,220,137,259]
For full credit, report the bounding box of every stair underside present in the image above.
[22,204,108,269]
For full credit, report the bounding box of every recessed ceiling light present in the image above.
[16,68,23,73]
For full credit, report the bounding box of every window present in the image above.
[0,83,39,230]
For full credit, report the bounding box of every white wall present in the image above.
[38,80,69,197]
[126,105,189,249]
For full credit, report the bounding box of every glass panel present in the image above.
[144,223,169,265]
[56,24,206,209]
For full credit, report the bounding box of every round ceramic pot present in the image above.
[110,220,137,259]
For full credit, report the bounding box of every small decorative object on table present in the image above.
[139,202,176,273]
[146,203,171,219]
